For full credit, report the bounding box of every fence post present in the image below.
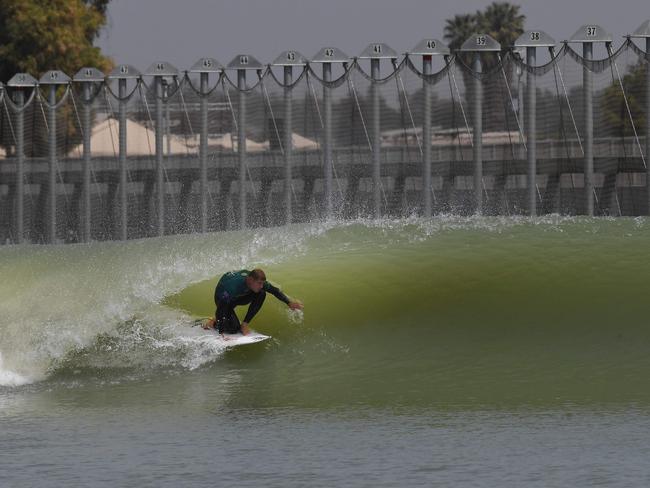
[40,70,70,243]
[227,54,262,230]
[200,71,208,231]
[15,89,25,243]
[311,47,349,219]
[570,25,612,216]
[323,60,333,217]
[359,43,398,218]
[631,22,650,214]
[516,30,556,217]
[119,77,128,239]
[584,41,594,215]
[460,34,501,215]
[408,39,450,217]
[7,73,36,243]
[145,62,179,236]
[238,69,247,229]
[273,50,307,225]
[474,53,483,214]
[526,48,537,216]
[189,58,222,233]
[73,67,105,242]
[108,64,140,240]
[284,64,293,223]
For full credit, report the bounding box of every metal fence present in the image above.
[0,23,649,245]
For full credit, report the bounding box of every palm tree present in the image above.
[444,14,480,133]
[444,13,477,54]
[443,3,526,133]
[477,2,525,132]
[477,2,525,68]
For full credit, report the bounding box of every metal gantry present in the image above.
[2,21,650,245]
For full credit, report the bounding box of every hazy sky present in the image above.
[97,0,649,69]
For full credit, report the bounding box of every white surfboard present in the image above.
[190,318,270,346]
[214,330,271,346]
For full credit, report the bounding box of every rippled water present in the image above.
[2,216,650,486]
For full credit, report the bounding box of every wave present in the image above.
[1,215,649,390]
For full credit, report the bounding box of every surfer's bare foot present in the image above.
[203,318,216,330]
[241,323,250,335]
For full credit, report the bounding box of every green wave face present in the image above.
[2,216,650,409]
[165,217,650,409]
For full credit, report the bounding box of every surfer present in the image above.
[203,268,303,336]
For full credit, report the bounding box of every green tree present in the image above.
[601,61,647,138]
[0,0,113,157]
[477,2,525,132]
[477,2,525,62]
[444,13,478,124]
[444,13,477,57]
[0,0,113,81]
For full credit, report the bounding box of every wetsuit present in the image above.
[214,269,290,334]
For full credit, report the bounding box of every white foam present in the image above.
[0,353,33,387]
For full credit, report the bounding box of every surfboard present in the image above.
[191,318,271,346]
[209,329,270,346]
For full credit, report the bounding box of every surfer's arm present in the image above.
[243,305,261,324]
[264,282,303,310]
[263,282,291,305]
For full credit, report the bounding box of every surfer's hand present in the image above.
[241,323,250,335]
[289,301,303,310]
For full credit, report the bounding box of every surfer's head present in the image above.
[246,268,266,293]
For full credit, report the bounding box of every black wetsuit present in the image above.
[214,269,290,334]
